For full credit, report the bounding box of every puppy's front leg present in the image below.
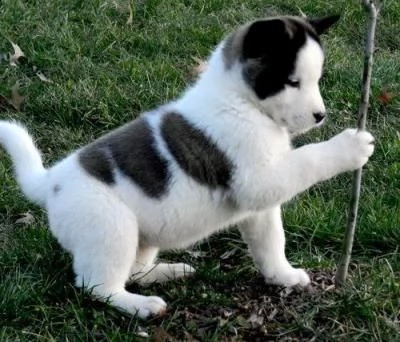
[235,129,374,211]
[239,206,310,287]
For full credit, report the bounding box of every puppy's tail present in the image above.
[0,120,48,206]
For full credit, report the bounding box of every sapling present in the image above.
[335,0,383,286]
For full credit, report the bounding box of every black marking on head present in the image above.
[161,112,233,189]
[79,117,170,198]
[53,184,61,194]
[242,18,318,99]
[223,15,339,100]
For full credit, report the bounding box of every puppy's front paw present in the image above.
[136,296,167,319]
[330,128,374,171]
[265,268,310,288]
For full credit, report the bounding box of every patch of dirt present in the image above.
[149,270,337,341]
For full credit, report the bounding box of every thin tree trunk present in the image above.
[335,0,382,286]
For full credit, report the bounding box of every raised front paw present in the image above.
[265,267,311,288]
[329,128,374,171]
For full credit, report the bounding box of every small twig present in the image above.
[335,0,382,286]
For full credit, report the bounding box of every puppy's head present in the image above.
[223,15,339,135]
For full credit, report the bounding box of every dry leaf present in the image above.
[109,0,130,12]
[9,42,25,66]
[183,331,200,342]
[10,82,26,111]
[186,250,207,259]
[267,308,278,321]
[191,56,207,76]
[221,309,233,318]
[220,247,238,259]
[297,7,307,18]
[279,287,294,297]
[135,326,149,338]
[15,212,35,225]
[36,71,53,83]
[247,312,264,328]
[377,86,396,105]
[111,0,123,10]
[127,1,134,25]
[150,327,173,342]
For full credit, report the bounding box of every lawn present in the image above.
[0,0,399,341]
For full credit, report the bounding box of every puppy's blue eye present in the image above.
[286,78,300,88]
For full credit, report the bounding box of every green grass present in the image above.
[1,0,400,340]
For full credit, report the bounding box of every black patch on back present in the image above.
[79,117,170,198]
[241,18,320,99]
[53,184,61,194]
[79,145,115,184]
[161,112,233,189]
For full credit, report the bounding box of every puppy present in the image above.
[0,15,374,318]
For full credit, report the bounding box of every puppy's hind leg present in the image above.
[48,185,166,318]
[129,246,195,285]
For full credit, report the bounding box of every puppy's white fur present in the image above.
[0,19,374,318]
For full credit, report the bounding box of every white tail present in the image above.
[0,121,48,206]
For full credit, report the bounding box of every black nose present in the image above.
[313,112,325,123]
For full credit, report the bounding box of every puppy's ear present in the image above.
[307,14,340,35]
[242,19,293,60]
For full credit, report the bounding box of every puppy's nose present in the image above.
[313,112,325,123]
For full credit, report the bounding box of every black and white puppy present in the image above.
[0,15,374,318]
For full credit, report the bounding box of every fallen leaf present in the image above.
[111,0,124,10]
[190,56,207,76]
[9,41,25,66]
[15,212,35,225]
[186,250,207,258]
[279,287,294,297]
[10,82,26,111]
[221,309,233,318]
[183,331,199,342]
[220,247,239,259]
[324,284,335,292]
[377,87,395,105]
[135,326,149,338]
[227,326,238,337]
[235,314,250,328]
[267,308,278,321]
[109,0,131,13]
[127,1,134,25]
[36,71,53,83]
[247,312,264,328]
[150,327,172,342]
[297,7,307,18]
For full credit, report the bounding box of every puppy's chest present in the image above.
[225,126,292,170]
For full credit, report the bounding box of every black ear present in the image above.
[242,19,292,60]
[308,14,340,35]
